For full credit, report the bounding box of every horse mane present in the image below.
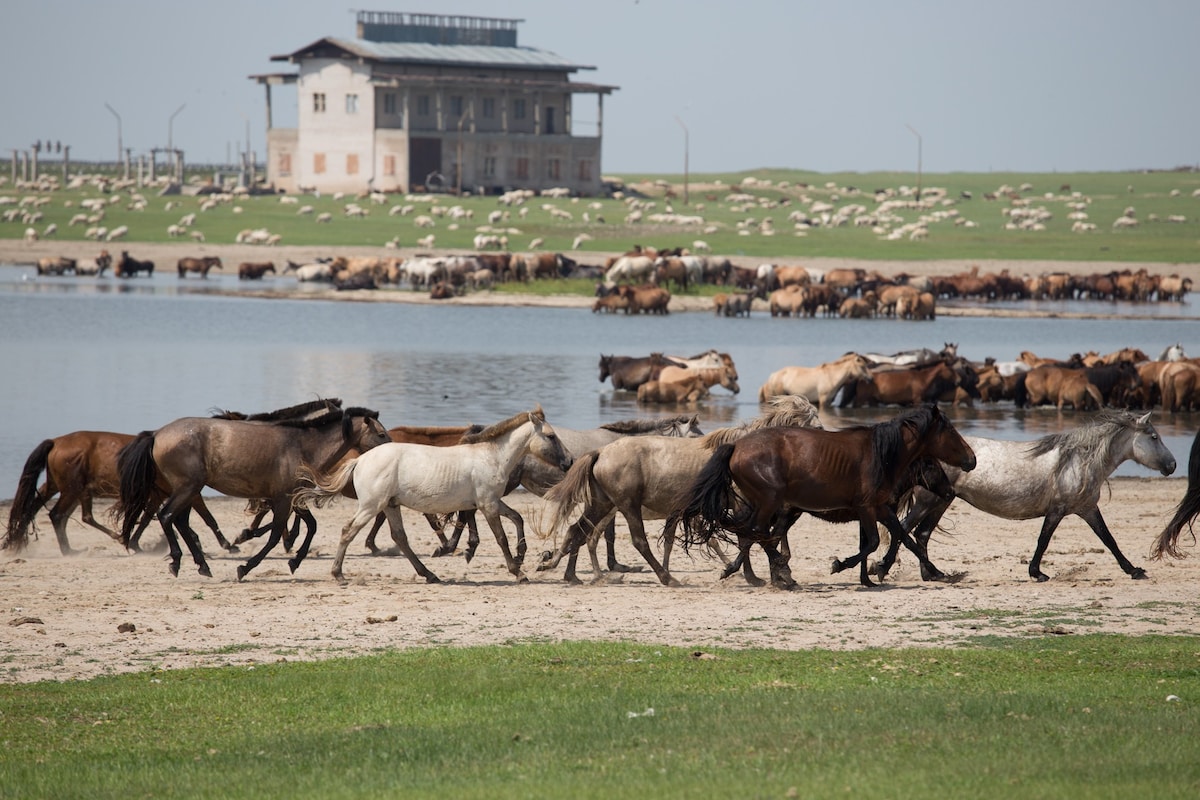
[210,398,343,422]
[701,396,821,448]
[869,405,940,488]
[460,406,544,444]
[601,416,687,434]
[1026,409,1136,463]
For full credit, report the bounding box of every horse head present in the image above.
[598,355,612,382]
[1132,412,1177,476]
[529,413,573,472]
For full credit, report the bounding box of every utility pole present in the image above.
[104,103,122,165]
[674,115,689,205]
[906,123,922,202]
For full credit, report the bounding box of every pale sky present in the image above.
[4,0,1197,175]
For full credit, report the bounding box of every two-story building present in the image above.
[251,11,617,195]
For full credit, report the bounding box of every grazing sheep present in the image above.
[315,212,333,223]
[190,230,206,242]
[529,237,545,250]
[297,205,314,215]
[417,233,435,248]
[105,225,128,242]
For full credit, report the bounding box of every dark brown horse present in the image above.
[1151,428,1200,561]
[116,403,390,579]
[4,431,233,556]
[598,353,684,391]
[668,405,977,588]
[237,261,276,280]
[844,359,978,407]
[177,256,223,278]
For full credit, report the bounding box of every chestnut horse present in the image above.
[668,405,977,588]
[177,256,222,278]
[4,431,232,556]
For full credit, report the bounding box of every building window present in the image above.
[483,156,497,178]
[481,97,495,119]
[417,95,430,116]
[547,158,561,181]
[314,153,326,174]
[545,107,556,134]
[346,154,359,175]
[515,157,529,179]
[278,153,292,177]
[383,93,396,115]
[513,98,527,120]
[577,159,593,182]
[313,93,326,113]
[449,95,464,118]
[383,155,396,177]
[345,94,359,114]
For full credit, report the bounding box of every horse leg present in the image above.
[1077,506,1147,580]
[829,515,882,587]
[46,496,82,555]
[482,505,527,582]
[538,507,614,584]
[233,505,271,545]
[78,495,125,546]
[620,509,679,587]
[282,512,304,552]
[169,506,213,578]
[877,511,949,583]
[462,513,482,562]
[286,510,320,574]
[364,513,388,554]
[605,520,638,572]
[382,507,440,584]
[192,497,237,553]
[1028,510,1067,582]
[127,508,160,552]
[761,538,797,590]
[236,501,289,582]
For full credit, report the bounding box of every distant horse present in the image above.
[883,411,1176,582]
[177,256,222,278]
[536,396,823,586]
[1151,428,1200,560]
[758,352,875,409]
[4,431,232,556]
[655,361,740,396]
[237,261,276,280]
[115,251,154,278]
[598,353,685,391]
[294,407,572,584]
[75,250,112,276]
[117,402,389,579]
[669,405,977,589]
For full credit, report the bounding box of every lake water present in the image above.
[1,265,1196,496]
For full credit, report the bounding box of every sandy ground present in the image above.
[2,479,1198,684]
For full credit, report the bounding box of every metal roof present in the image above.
[273,36,595,72]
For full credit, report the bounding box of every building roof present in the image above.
[271,36,595,73]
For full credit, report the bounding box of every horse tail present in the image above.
[540,450,599,536]
[3,439,54,551]
[1086,383,1103,411]
[116,432,158,546]
[293,458,358,510]
[666,442,741,551]
[1151,431,1200,560]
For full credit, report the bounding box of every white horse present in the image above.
[296,407,572,584]
[1159,343,1187,362]
[758,353,875,409]
[877,411,1176,582]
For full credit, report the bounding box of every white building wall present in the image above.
[295,59,377,193]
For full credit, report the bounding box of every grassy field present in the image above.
[3,168,1198,264]
[1,637,1198,798]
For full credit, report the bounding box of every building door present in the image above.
[409,138,443,190]
[544,107,556,134]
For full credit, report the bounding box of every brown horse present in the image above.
[598,353,685,391]
[668,405,976,588]
[238,261,276,280]
[177,256,222,278]
[4,431,233,556]
[114,251,154,278]
[116,403,390,579]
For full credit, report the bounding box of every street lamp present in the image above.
[674,115,689,205]
[168,103,187,151]
[905,123,922,202]
[104,103,122,163]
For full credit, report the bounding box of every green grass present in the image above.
[5,167,1199,264]
[2,637,1198,799]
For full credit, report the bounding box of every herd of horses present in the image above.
[4,380,1197,592]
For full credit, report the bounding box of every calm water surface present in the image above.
[1,266,1196,496]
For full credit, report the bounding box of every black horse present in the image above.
[1151,428,1200,560]
[116,251,154,278]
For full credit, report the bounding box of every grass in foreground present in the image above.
[2,636,1198,799]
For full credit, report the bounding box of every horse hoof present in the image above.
[830,558,845,574]
[431,546,451,558]
[225,544,240,554]
[235,565,249,582]
[287,558,301,574]
[610,562,643,574]
[424,574,442,584]
[744,576,766,588]
[198,565,213,578]
[1033,573,1050,583]
[515,572,529,584]
[464,547,478,563]
[168,563,180,578]
[1130,568,1148,580]
[564,576,583,585]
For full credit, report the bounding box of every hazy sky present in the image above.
[4,0,1197,175]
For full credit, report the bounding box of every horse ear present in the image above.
[1137,411,1152,426]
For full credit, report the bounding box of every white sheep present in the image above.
[417,233,435,248]
[315,212,333,223]
[105,225,128,241]
[529,237,545,250]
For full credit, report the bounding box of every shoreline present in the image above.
[3,240,1198,316]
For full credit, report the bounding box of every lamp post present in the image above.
[674,115,689,205]
[905,123,922,202]
[168,103,187,151]
[104,103,122,164]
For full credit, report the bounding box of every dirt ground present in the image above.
[3,479,1198,684]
